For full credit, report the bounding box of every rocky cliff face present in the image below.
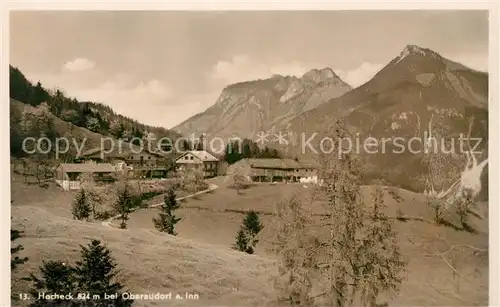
[172,68,352,140]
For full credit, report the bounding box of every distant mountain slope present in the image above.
[172,68,352,140]
[9,65,182,158]
[287,45,488,194]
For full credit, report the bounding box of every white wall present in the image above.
[299,176,319,184]
[55,179,80,191]
[176,153,203,164]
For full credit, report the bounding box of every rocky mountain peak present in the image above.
[302,67,342,84]
[397,44,440,63]
[173,65,352,139]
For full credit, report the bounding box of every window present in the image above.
[190,156,193,160]
[148,156,151,160]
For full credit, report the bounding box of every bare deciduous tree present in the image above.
[20,158,31,184]
[455,188,475,231]
[79,172,103,219]
[229,166,249,195]
[428,198,446,224]
[178,167,208,193]
[409,234,487,304]
[33,156,54,187]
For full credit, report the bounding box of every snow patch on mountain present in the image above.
[396,44,437,64]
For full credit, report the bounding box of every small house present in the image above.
[55,163,116,191]
[175,150,219,178]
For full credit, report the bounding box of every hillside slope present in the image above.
[11,178,488,307]
[11,206,277,307]
[10,99,178,162]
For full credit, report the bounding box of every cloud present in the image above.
[69,77,174,125]
[208,55,327,86]
[25,70,175,127]
[443,52,488,72]
[208,55,388,90]
[63,58,96,72]
[335,62,384,88]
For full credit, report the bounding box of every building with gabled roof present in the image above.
[79,144,170,179]
[229,158,319,183]
[55,162,116,191]
[175,150,219,178]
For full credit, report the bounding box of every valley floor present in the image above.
[11,174,488,307]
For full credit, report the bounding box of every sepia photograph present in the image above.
[6,5,495,307]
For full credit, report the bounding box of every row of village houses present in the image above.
[55,146,320,191]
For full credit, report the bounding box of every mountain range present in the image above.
[9,44,488,196]
[174,45,489,194]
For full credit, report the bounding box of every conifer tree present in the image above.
[243,211,263,237]
[71,189,91,221]
[73,240,133,307]
[152,188,181,235]
[358,188,407,307]
[272,193,317,306]
[28,260,76,307]
[233,211,263,254]
[316,121,407,307]
[232,228,249,253]
[114,184,133,229]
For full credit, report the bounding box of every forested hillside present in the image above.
[9,65,181,158]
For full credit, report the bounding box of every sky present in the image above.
[10,10,489,129]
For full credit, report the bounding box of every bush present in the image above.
[141,191,163,200]
[94,210,115,221]
[428,198,446,224]
[11,228,28,272]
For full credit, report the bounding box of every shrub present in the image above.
[71,189,91,221]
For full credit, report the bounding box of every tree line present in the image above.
[223,138,281,164]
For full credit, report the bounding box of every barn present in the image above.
[229,158,319,183]
[55,163,116,191]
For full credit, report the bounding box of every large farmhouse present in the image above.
[55,163,115,191]
[175,150,219,178]
[80,146,169,178]
[229,158,320,183]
